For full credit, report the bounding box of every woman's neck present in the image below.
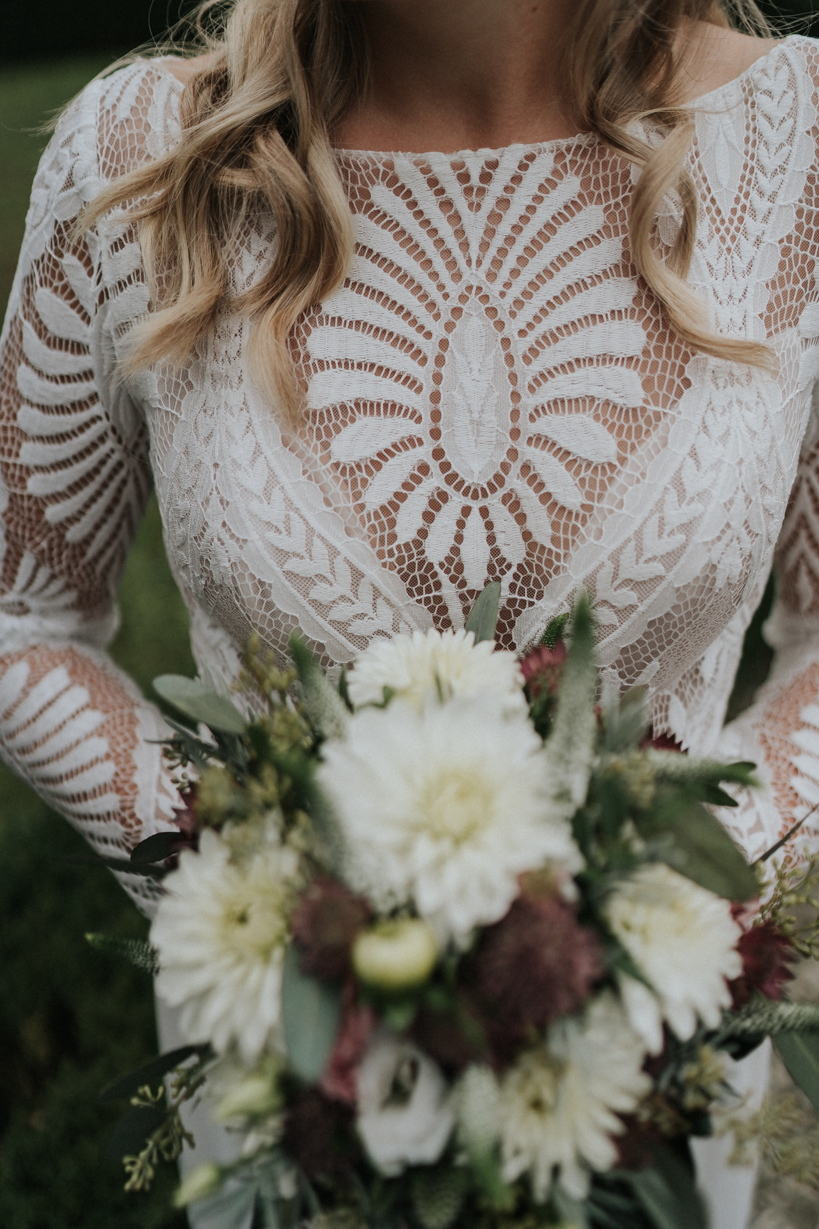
[331,3,778,155]
[335,0,579,152]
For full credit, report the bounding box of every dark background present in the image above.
[1,2,818,1225]
[1,0,199,64]
[2,0,819,61]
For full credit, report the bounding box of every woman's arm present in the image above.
[0,67,184,915]
[716,419,819,863]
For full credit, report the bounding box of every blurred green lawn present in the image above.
[0,57,191,1227]
[0,43,784,1229]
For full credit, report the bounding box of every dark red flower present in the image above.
[614,1113,666,1170]
[169,786,200,845]
[472,889,603,1032]
[282,1088,358,1178]
[410,992,488,1073]
[641,729,684,753]
[519,641,567,699]
[321,985,377,1104]
[291,876,371,982]
[729,918,794,1008]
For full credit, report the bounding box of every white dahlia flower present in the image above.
[356,1032,455,1175]
[151,828,301,1064]
[318,695,581,944]
[499,993,650,1201]
[603,862,742,1052]
[346,627,526,713]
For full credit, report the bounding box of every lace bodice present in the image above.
[5,38,819,912]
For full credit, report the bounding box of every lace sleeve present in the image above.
[0,67,183,915]
[716,400,819,864]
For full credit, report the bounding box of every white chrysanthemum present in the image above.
[499,993,650,1201]
[603,862,743,1052]
[346,628,526,713]
[318,694,582,944]
[151,828,301,1064]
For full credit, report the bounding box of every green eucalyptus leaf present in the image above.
[197,1180,259,1229]
[252,1190,281,1229]
[651,797,758,901]
[774,1032,819,1114]
[130,831,185,865]
[701,785,739,808]
[465,580,501,643]
[100,1045,210,1103]
[62,853,167,878]
[624,1149,706,1229]
[153,675,246,735]
[282,944,342,1082]
[586,1178,642,1229]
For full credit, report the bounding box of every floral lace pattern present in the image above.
[5,40,819,911]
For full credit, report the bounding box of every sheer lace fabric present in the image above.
[5,40,819,913]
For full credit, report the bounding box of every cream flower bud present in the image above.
[173,1162,222,1207]
[353,918,438,991]
[215,1069,282,1122]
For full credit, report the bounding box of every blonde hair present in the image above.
[85,0,775,420]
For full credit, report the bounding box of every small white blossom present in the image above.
[456,1064,501,1156]
[347,628,526,713]
[319,694,582,944]
[603,862,743,1050]
[499,993,650,1200]
[151,828,301,1064]
[174,1163,222,1208]
[356,1033,455,1175]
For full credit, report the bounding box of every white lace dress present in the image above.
[3,35,819,1227]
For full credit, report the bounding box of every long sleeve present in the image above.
[717,401,819,864]
[0,67,184,915]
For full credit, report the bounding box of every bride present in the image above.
[1,0,818,1224]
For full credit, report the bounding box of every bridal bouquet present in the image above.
[96,585,819,1229]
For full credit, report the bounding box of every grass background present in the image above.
[0,22,809,1225]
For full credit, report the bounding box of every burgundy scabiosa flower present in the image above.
[729,918,794,1008]
[321,987,377,1104]
[291,875,371,981]
[473,888,603,1033]
[519,641,567,699]
[282,1088,358,1178]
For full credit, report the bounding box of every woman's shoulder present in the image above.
[698,30,819,108]
[51,55,189,191]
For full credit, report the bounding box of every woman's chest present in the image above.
[142,125,819,693]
